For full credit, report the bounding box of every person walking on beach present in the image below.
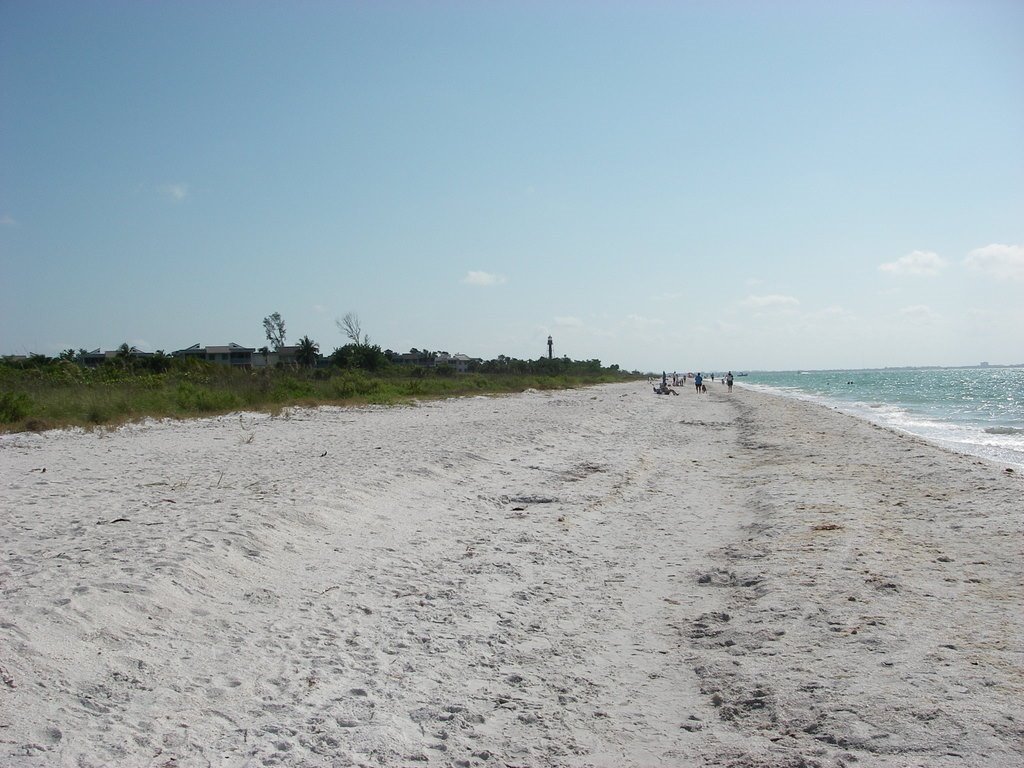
[726,371,734,392]
[694,372,703,393]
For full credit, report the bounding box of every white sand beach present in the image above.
[1,382,1021,767]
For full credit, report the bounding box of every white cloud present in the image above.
[0,214,16,227]
[964,243,1024,281]
[739,294,800,310]
[554,316,583,328]
[651,291,687,302]
[809,305,856,322]
[898,304,940,324]
[312,304,327,315]
[624,314,664,329]
[462,271,507,286]
[163,183,189,202]
[878,250,946,276]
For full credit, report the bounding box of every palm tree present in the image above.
[114,342,134,368]
[295,335,319,368]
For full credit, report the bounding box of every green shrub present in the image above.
[0,391,31,423]
[272,376,315,401]
[328,371,380,399]
[175,382,241,413]
[86,405,112,424]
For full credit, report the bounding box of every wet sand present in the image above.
[1,382,1021,767]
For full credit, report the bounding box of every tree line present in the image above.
[2,312,620,377]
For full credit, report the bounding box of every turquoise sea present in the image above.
[736,367,1024,470]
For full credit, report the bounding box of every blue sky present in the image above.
[2,1,1022,371]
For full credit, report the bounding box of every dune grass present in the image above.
[0,361,633,433]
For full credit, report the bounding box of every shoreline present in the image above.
[741,382,1024,473]
[737,370,1024,473]
[1,382,1021,766]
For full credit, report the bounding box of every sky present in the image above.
[2,0,1022,372]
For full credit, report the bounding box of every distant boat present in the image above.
[735,372,748,377]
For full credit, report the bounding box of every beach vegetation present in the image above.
[0,391,32,423]
[330,343,389,371]
[0,352,636,432]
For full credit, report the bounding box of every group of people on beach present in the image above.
[653,371,734,395]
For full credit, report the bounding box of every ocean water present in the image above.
[737,367,1024,470]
